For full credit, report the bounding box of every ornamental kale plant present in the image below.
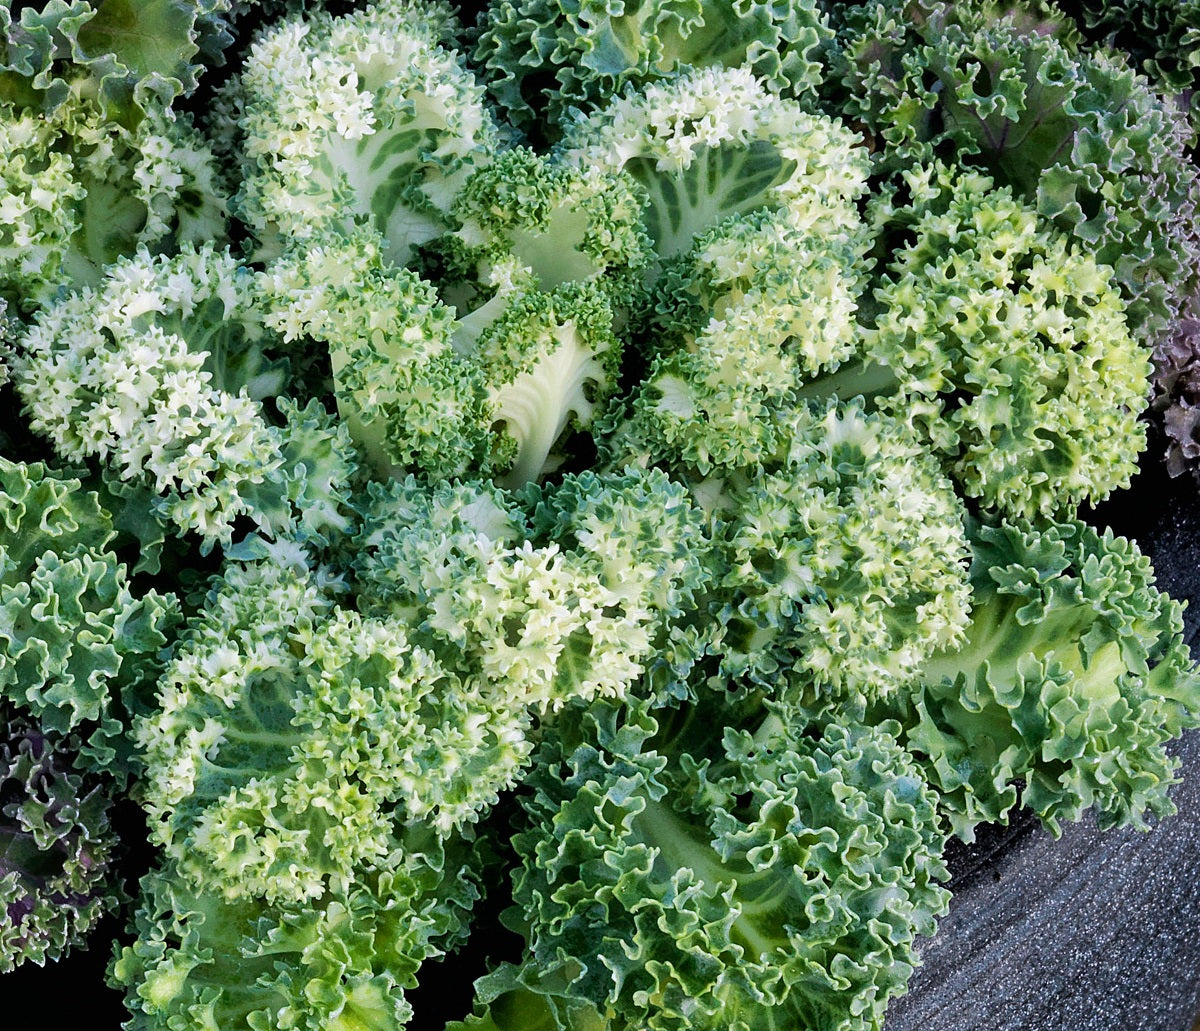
[0,0,1199,1028]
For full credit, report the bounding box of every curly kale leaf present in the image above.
[825,0,1200,343]
[0,705,124,972]
[878,517,1200,839]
